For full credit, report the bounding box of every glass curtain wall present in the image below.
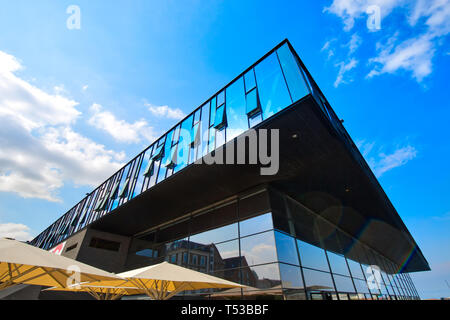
[125,192,419,300]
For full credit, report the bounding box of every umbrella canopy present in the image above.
[0,238,121,290]
[44,284,142,300]
[83,262,246,300]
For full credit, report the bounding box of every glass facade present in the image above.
[31,41,314,251]
[122,191,419,300]
[28,40,422,301]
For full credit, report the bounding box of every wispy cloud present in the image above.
[334,58,358,87]
[146,103,185,120]
[324,0,450,83]
[88,103,158,144]
[367,33,435,81]
[357,140,418,177]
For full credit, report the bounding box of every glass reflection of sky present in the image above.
[239,212,273,237]
[240,231,277,266]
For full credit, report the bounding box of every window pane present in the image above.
[327,251,350,276]
[347,258,365,280]
[225,77,248,142]
[302,268,335,292]
[244,69,256,93]
[247,263,280,289]
[274,231,299,265]
[354,278,370,294]
[174,115,194,173]
[297,240,330,272]
[276,43,309,102]
[239,212,273,237]
[333,274,355,293]
[240,231,277,266]
[255,52,292,120]
[279,263,303,289]
[190,223,238,246]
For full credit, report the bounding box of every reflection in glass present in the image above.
[254,52,292,120]
[347,258,365,280]
[297,240,330,272]
[276,43,309,102]
[333,274,355,293]
[327,251,350,276]
[302,268,335,292]
[225,77,248,142]
[240,231,277,266]
[247,263,281,289]
[190,223,238,245]
[274,231,299,265]
[279,263,303,289]
[239,212,273,237]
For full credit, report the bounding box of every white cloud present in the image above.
[321,39,336,59]
[367,34,435,81]
[347,33,363,54]
[358,141,418,177]
[408,0,450,36]
[334,58,359,87]
[0,50,126,202]
[0,223,33,241]
[0,51,80,131]
[324,0,404,31]
[82,84,89,91]
[325,0,450,82]
[88,103,158,144]
[146,103,185,120]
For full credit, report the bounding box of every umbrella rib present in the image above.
[41,267,66,288]
[3,265,40,284]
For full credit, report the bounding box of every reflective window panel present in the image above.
[302,268,335,293]
[297,239,330,272]
[240,231,277,266]
[326,251,350,276]
[239,212,273,238]
[274,231,300,266]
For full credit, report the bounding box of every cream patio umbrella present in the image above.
[80,262,246,300]
[43,284,143,300]
[0,238,122,290]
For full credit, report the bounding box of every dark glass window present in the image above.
[89,237,120,252]
[274,231,299,265]
[347,258,365,280]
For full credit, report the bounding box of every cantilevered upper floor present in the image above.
[30,40,429,274]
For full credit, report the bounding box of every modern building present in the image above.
[27,39,429,300]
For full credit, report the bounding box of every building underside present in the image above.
[22,40,428,300]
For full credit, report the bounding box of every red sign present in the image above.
[49,242,66,255]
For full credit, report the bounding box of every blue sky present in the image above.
[0,0,448,299]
